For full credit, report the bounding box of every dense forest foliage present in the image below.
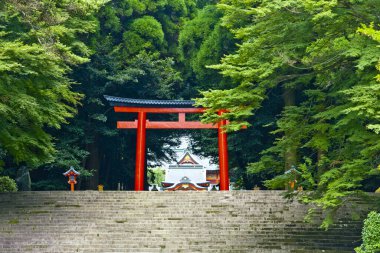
[0,0,379,226]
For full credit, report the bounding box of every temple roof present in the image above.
[162,176,210,191]
[178,152,199,165]
[104,95,196,108]
[63,166,80,176]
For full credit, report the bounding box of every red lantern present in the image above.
[63,167,80,192]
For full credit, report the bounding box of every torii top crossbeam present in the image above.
[105,95,219,129]
[104,95,230,191]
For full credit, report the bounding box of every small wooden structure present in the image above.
[63,167,80,192]
[285,166,301,190]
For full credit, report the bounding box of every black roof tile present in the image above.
[104,95,197,108]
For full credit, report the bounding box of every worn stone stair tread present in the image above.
[0,191,371,253]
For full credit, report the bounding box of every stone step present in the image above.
[0,191,373,253]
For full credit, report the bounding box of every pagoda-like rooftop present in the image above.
[104,95,196,108]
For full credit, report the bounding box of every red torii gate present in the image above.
[105,95,231,191]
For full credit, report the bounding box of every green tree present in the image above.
[196,0,380,226]
[355,211,380,253]
[0,0,105,169]
[178,4,236,92]
[0,176,17,192]
[147,167,165,187]
[32,0,197,190]
[176,2,287,189]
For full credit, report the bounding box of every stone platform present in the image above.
[0,191,370,253]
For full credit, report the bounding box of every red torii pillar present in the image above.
[217,110,229,191]
[112,106,235,191]
[135,111,147,191]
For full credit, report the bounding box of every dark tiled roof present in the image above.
[104,95,196,108]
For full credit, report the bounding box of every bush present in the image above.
[355,211,380,253]
[0,176,18,192]
[147,167,165,187]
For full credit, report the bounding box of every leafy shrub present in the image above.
[0,176,18,192]
[147,167,165,187]
[355,211,380,253]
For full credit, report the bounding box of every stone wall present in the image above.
[0,191,375,253]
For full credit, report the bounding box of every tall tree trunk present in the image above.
[317,142,327,177]
[16,166,31,191]
[317,103,327,176]
[77,157,87,190]
[85,135,100,190]
[103,154,111,188]
[282,87,297,171]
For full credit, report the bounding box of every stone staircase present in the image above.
[0,191,369,253]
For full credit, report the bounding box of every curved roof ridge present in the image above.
[104,95,197,108]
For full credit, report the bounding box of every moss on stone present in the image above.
[8,218,19,224]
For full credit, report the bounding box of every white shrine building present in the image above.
[161,151,220,191]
